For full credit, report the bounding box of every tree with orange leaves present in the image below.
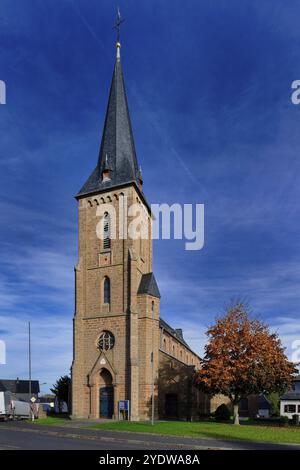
[194,302,297,424]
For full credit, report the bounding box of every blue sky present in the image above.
[0,0,300,392]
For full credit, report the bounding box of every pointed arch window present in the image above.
[104,276,110,304]
[103,212,111,250]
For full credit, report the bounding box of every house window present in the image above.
[98,331,115,351]
[298,405,300,413]
[103,277,110,304]
[103,213,111,249]
[284,404,296,413]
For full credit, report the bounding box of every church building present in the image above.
[71,37,203,421]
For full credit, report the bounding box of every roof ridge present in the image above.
[159,317,201,359]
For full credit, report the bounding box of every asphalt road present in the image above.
[0,423,188,450]
[0,427,134,450]
[1,421,300,450]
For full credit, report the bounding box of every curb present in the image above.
[2,425,228,450]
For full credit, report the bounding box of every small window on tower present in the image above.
[103,212,111,250]
[151,301,155,319]
[103,276,110,304]
[140,222,145,258]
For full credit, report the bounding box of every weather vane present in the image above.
[113,7,124,45]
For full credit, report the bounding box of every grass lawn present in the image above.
[30,417,70,426]
[87,420,300,445]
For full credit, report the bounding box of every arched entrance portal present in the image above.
[99,369,114,418]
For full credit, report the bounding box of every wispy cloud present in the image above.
[0,314,72,389]
[0,0,299,387]
[158,260,300,359]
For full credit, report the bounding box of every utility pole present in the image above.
[151,352,154,425]
[28,321,32,421]
[151,303,155,426]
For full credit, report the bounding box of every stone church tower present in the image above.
[71,41,161,420]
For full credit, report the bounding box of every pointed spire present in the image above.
[77,18,141,198]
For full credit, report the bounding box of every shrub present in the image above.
[279,416,289,427]
[266,392,280,417]
[292,414,300,426]
[215,404,231,422]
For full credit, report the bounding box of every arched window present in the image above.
[98,331,115,351]
[151,301,155,319]
[104,277,110,304]
[103,212,111,250]
[163,338,166,351]
[140,222,145,258]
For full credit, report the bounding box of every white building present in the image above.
[280,375,300,419]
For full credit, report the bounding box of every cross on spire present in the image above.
[113,7,124,46]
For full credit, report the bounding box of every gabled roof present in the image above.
[281,392,300,401]
[160,318,201,360]
[137,273,160,298]
[0,379,40,394]
[77,49,140,198]
[258,394,271,410]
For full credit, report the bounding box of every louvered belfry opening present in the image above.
[103,212,111,250]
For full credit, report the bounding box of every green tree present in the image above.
[266,392,280,417]
[50,375,71,410]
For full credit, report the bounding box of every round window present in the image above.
[98,331,115,351]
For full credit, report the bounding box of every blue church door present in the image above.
[100,386,114,418]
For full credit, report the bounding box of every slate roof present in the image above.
[0,379,40,394]
[280,375,300,400]
[281,392,300,401]
[258,395,271,410]
[160,318,201,359]
[137,273,160,298]
[77,52,140,198]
